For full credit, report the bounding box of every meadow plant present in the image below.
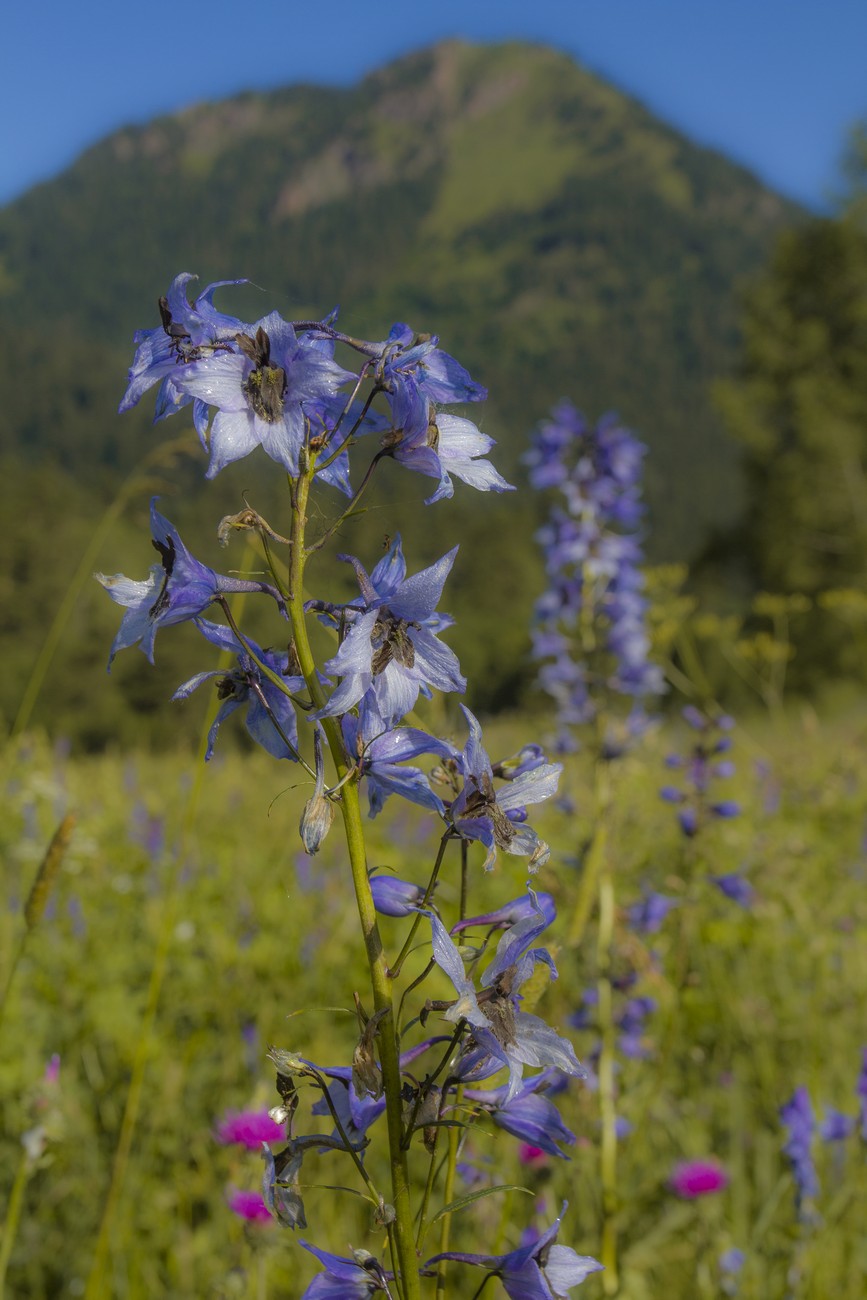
[527,402,663,1292]
[659,707,740,840]
[526,401,663,756]
[97,276,599,1297]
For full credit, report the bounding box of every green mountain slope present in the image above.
[0,39,801,740]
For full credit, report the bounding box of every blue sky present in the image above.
[2,0,865,209]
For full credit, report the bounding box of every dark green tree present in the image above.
[717,217,867,592]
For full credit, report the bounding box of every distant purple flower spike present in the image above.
[713,874,754,908]
[528,402,663,740]
[719,1248,745,1276]
[857,1048,867,1139]
[780,1086,819,1208]
[315,536,465,728]
[819,1107,855,1142]
[662,708,740,837]
[425,1202,602,1298]
[96,499,285,667]
[627,890,679,934]
[449,707,562,872]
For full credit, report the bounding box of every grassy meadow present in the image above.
[2,694,866,1299]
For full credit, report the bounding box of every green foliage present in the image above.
[2,703,865,1297]
[715,215,867,682]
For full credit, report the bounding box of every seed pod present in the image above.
[25,813,76,930]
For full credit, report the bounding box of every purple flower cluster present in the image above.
[780,1086,819,1210]
[570,987,657,1063]
[527,402,663,749]
[120,273,513,499]
[660,706,741,838]
[780,1056,867,1216]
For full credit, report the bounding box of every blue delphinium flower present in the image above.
[661,708,740,837]
[172,620,306,761]
[857,1047,867,1139]
[425,890,585,1101]
[425,1202,602,1297]
[299,1241,390,1298]
[780,1086,819,1210]
[385,410,514,504]
[175,312,355,478]
[374,322,486,440]
[819,1107,855,1142]
[368,871,426,918]
[626,889,679,934]
[464,1069,576,1159]
[617,996,657,1060]
[527,402,663,749]
[313,536,465,728]
[342,710,459,818]
[447,707,562,872]
[119,273,248,417]
[95,499,285,667]
[570,989,656,1062]
[712,873,754,908]
[450,890,557,935]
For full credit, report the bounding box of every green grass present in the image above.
[1,700,866,1298]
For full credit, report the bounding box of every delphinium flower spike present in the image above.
[527,403,664,750]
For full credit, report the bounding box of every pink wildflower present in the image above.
[518,1143,548,1167]
[227,1189,273,1224]
[216,1108,286,1149]
[670,1159,729,1198]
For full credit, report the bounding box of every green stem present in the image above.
[391,833,452,979]
[0,931,26,1041]
[285,471,419,1300]
[593,759,619,1295]
[305,450,384,556]
[435,1091,462,1300]
[0,1149,30,1298]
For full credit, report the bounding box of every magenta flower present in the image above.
[670,1159,729,1198]
[227,1188,273,1224]
[216,1108,286,1150]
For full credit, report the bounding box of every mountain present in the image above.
[0,39,801,741]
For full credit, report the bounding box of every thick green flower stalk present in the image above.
[97,276,600,1298]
